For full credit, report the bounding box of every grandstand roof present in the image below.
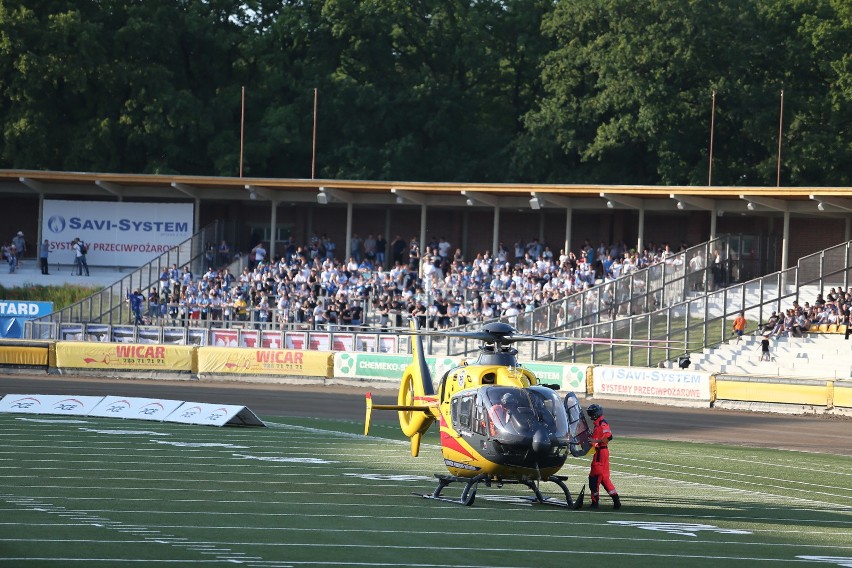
[2,169,851,213]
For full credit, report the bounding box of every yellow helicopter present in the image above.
[364,321,600,507]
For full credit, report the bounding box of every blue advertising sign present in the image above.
[0,301,53,338]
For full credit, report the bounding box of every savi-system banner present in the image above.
[592,365,711,401]
[42,200,194,266]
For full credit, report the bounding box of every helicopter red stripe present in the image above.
[440,430,475,460]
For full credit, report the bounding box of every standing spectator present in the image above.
[363,234,377,263]
[129,289,144,325]
[732,311,746,342]
[586,404,621,510]
[12,231,26,265]
[375,234,387,267]
[350,233,363,262]
[250,242,267,270]
[204,241,216,270]
[218,240,231,266]
[759,333,771,361]
[72,238,89,276]
[391,235,406,265]
[39,239,50,275]
[408,236,420,270]
[6,242,17,273]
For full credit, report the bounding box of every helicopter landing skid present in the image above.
[414,473,584,508]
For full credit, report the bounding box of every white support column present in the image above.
[710,204,717,241]
[37,194,44,248]
[345,202,354,260]
[564,207,572,256]
[194,198,201,234]
[492,206,500,256]
[637,207,645,253]
[269,201,278,260]
[419,205,427,258]
[781,210,790,269]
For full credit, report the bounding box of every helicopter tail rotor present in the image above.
[363,321,439,457]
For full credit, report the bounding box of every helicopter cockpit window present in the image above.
[483,386,570,439]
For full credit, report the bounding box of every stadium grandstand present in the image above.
[3,170,851,382]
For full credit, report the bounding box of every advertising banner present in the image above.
[0,394,104,416]
[523,362,590,392]
[378,335,398,353]
[240,331,259,348]
[261,331,283,349]
[211,329,239,347]
[54,342,193,371]
[196,347,333,377]
[0,301,53,339]
[332,333,354,351]
[334,353,458,383]
[284,332,306,350]
[42,200,193,266]
[355,334,377,352]
[0,346,48,366]
[592,366,711,402]
[89,396,185,421]
[309,333,330,351]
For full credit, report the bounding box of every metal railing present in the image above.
[429,240,851,366]
[422,234,779,359]
[25,220,237,334]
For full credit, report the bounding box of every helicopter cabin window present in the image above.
[450,392,488,436]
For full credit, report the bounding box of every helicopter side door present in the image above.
[564,391,592,456]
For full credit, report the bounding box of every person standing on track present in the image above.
[586,404,621,510]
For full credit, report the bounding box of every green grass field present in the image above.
[1,413,850,567]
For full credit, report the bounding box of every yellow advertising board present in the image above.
[715,379,828,406]
[0,346,49,366]
[834,383,852,408]
[54,342,193,371]
[197,347,333,378]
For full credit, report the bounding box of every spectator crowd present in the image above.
[131,233,698,331]
[759,288,852,339]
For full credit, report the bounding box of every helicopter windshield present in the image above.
[482,387,569,439]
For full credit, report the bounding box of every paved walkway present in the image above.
[0,260,130,289]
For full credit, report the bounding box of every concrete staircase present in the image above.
[673,334,852,380]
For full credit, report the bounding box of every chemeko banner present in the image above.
[333,353,459,383]
[42,200,193,266]
[592,365,712,402]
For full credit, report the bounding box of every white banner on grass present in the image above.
[0,394,105,415]
[42,199,194,266]
[166,402,264,427]
[89,396,185,421]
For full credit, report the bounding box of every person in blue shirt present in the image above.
[129,290,144,325]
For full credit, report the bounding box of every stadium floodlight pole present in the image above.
[312,88,318,179]
[240,86,246,178]
[776,89,784,188]
[708,90,716,186]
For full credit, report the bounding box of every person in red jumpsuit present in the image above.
[587,404,621,510]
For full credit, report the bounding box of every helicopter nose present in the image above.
[531,427,551,455]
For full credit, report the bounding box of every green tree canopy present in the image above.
[0,0,848,185]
